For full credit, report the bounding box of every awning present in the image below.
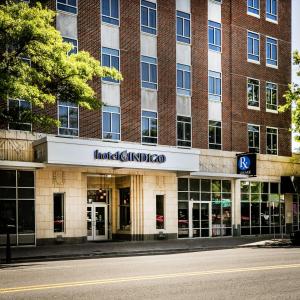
[281,176,300,193]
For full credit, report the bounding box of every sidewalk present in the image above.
[0,236,292,264]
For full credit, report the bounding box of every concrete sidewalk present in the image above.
[0,236,292,264]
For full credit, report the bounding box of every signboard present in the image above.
[236,153,256,176]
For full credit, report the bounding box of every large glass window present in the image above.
[141,0,157,35]
[156,195,164,230]
[247,0,260,16]
[293,195,300,232]
[266,82,277,111]
[266,127,278,155]
[102,47,120,83]
[208,71,221,101]
[8,99,32,131]
[266,37,278,67]
[102,0,119,26]
[142,110,158,144]
[119,188,130,230]
[58,101,79,136]
[209,120,222,150]
[176,11,191,44]
[0,170,35,246]
[208,21,221,52]
[241,181,284,235]
[247,78,260,108]
[247,31,260,62]
[248,124,260,153]
[63,37,78,55]
[102,106,121,141]
[266,0,278,22]
[177,115,191,148]
[57,0,77,14]
[54,194,64,233]
[141,56,157,90]
[177,64,191,96]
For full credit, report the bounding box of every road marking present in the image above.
[1,263,300,294]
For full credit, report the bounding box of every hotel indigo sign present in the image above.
[94,150,167,164]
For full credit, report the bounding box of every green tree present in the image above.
[0,1,122,129]
[280,50,300,139]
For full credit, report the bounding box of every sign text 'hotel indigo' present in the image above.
[94,150,167,164]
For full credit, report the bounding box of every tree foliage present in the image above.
[280,50,300,139]
[0,1,122,128]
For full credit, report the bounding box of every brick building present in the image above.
[1,0,300,246]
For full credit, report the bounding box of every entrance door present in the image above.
[190,202,211,238]
[87,203,108,241]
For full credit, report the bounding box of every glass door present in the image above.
[87,204,108,241]
[191,202,211,238]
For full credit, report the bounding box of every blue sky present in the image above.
[292,0,300,84]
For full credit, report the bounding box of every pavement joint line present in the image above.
[1,263,300,294]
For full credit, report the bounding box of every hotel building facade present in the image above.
[1,0,300,246]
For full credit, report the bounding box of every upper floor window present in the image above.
[266,127,278,155]
[209,120,222,150]
[247,78,260,108]
[142,110,157,144]
[208,71,221,101]
[57,0,77,14]
[208,21,221,52]
[8,99,32,131]
[247,0,260,16]
[141,56,157,90]
[247,31,260,62]
[266,37,278,67]
[266,0,278,22]
[141,0,157,35]
[266,82,278,111]
[177,64,191,96]
[177,116,191,148]
[63,37,78,55]
[102,47,120,83]
[102,106,120,141]
[58,101,79,137]
[102,0,119,26]
[176,11,191,44]
[248,124,260,153]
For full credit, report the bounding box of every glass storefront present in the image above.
[293,194,300,232]
[178,178,232,238]
[240,181,285,235]
[0,170,35,245]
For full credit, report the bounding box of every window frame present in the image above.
[101,0,120,26]
[247,31,260,64]
[208,70,222,101]
[266,82,278,112]
[247,0,260,18]
[141,55,158,90]
[63,36,78,55]
[7,99,32,132]
[266,0,278,23]
[248,124,260,153]
[53,193,65,233]
[266,127,278,155]
[176,10,191,44]
[266,36,278,68]
[101,47,120,84]
[56,0,77,15]
[102,105,121,141]
[177,115,192,148]
[57,101,79,137]
[176,63,192,96]
[247,77,260,109]
[156,194,165,230]
[141,110,158,145]
[208,20,222,52]
[208,120,222,150]
[140,0,157,35]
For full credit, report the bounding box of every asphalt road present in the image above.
[0,247,300,300]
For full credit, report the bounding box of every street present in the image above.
[0,247,300,299]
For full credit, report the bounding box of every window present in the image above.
[102,47,120,83]
[102,0,119,26]
[142,110,158,144]
[209,120,222,150]
[267,127,278,155]
[248,124,260,153]
[266,37,278,67]
[176,11,191,44]
[8,99,32,131]
[177,64,191,96]
[102,106,120,141]
[119,188,130,230]
[266,82,278,111]
[208,21,221,52]
[209,71,222,101]
[177,116,191,147]
[57,0,77,14]
[63,37,78,55]
[247,31,260,62]
[141,0,157,35]
[54,194,64,233]
[266,0,278,22]
[247,0,260,16]
[156,195,164,229]
[58,101,79,136]
[247,78,260,108]
[141,56,157,89]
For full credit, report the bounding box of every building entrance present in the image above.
[87,203,108,241]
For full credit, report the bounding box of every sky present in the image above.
[292,0,300,84]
